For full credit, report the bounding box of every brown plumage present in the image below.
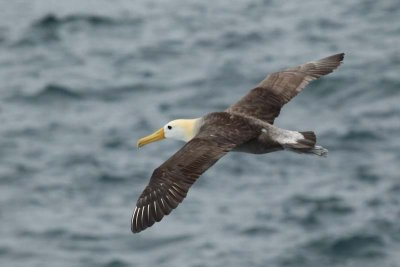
[227,53,344,124]
[132,53,344,233]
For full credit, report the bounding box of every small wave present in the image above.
[283,195,353,227]
[98,172,128,184]
[240,225,276,236]
[26,84,82,102]
[369,218,400,244]
[219,30,264,49]
[339,129,382,142]
[356,165,380,183]
[13,14,142,47]
[90,83,159,101]
[298,18,344,31]
[103,259,129,267]
[32,14,141,28]
[17,228,67,239]
[102,137,126,150]
[69,232,102,242]
[279,233,386,266]
[11,83,156,104]
[306,233,385,258]
[14,26,60,46]
[290,195,353,215]
[378,77,400,96]
[61,153,100,169]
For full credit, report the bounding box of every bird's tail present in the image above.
[285,131,328,157]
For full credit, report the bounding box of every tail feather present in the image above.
[299,131,316,147]
[285,131,328,157]
[311,146,328,157]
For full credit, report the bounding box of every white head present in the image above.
[137,118,200,148]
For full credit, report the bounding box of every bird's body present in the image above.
[132,53,344,233]
[203,111,279,154]
[191,112,316,155]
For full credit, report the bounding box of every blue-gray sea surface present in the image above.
[1,1,400,266]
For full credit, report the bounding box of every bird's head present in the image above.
[137,118,200,148]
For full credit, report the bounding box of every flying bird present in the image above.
[132,53,344,233]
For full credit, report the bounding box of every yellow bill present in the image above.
[137,128,165,148]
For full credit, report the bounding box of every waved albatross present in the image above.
[132,53,344,233]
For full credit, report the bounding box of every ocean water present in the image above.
[0,1,399,266]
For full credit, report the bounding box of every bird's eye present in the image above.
[167,125,172,130]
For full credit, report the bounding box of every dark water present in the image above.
[1,1,400,266]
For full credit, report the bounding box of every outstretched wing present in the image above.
[131,113,256,233]
[227,53,344,124]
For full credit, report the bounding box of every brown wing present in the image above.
[131,113,256,233]
[227,53,344,124]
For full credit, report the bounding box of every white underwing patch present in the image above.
[274,129,303,145]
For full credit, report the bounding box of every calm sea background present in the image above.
[1,1,399,266]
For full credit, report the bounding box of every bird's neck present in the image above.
[180,118,202,142]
